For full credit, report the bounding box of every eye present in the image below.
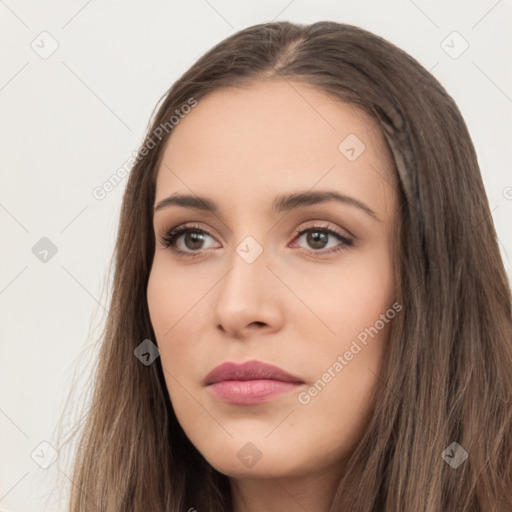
[159,222,354,259]
[290,223,353,255]
[159,223,219,258]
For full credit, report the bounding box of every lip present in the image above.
[204,360,303,385]
[204,360,304,405]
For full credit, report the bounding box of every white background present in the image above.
[1,1,511,511]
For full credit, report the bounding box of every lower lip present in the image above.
[207,379,302,405]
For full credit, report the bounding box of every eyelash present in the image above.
[159,222,354,259]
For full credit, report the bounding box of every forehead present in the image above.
[154,81,396,214]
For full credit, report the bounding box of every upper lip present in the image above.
[204,360,304,385]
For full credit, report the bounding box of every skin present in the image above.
[147,80,398,511]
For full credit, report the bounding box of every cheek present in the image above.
[297,250,394,344]
[146,257,205,336]
[147,263,191,379]
[295,270,394,459]
[146,261,211,378]
[294,249,394,411]
[147,267,171,337]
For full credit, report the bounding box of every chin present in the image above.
[198,442,309,480]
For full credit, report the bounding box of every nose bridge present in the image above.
[213,231,279,333]
[221,234,269,300]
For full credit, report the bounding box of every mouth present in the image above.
[204,360,304,405]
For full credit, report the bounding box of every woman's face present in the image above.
[147,81,398,482]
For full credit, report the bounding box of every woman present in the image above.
[62,20,512,511]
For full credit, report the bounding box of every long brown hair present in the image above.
[57,21,512,511]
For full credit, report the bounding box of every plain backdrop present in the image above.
[1,1,511,511]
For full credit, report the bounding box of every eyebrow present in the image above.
[153,190,380,221]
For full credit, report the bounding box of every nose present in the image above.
[212,244,283,339]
